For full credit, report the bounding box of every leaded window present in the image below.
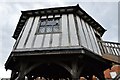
[38,17,61,34]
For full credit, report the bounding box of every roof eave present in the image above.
[13,4,106,39]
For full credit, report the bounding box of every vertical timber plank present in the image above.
[26,16,40,48]
[68,14,79,46]
[17,17,34,49]
[61,14,69,46]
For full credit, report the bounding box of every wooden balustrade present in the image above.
[98,40,120,56]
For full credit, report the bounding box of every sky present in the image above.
[0,0,119,78]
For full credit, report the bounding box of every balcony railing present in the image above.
[98,40,120,56]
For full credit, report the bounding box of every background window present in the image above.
[38,17,60,34]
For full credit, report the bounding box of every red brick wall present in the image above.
[104,65,120,79]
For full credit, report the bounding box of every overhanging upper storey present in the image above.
[13,4,106,40]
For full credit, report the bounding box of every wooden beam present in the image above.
[102,54,120,64]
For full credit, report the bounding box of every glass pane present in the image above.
[46,27,53,33]
[39,27,45,33]
[40,20,46,27]
[53,26,59,32]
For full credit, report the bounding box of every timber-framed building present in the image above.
[5,4,120,80]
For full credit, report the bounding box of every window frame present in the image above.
[36,17,61,34]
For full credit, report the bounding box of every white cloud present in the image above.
[0,68,11,78]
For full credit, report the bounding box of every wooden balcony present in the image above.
[98,40,120,64]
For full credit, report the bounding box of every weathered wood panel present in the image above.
[33,35,43,48]
[61,15,69,46]
[85,23,94,51]
[15,13,102,56]
[76,15,101,55]
[25,16,40,48]
[52,34,60,47]
[43,34,51,47]
[17,17,34,49]
[13,22,26,49]
[76,16,87,48]
[68,14,79,46]
[89,25,101,54]
[90,25,101,55]
[81,19,92,50]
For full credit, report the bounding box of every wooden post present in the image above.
[10,71,17,80]
[71,60,84,80]
[71,61,78,80]
[17,62,27,80]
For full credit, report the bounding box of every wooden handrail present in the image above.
[98,40,120,45]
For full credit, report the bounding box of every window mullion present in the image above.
[45,20,47,33]
[52,19,54,32]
